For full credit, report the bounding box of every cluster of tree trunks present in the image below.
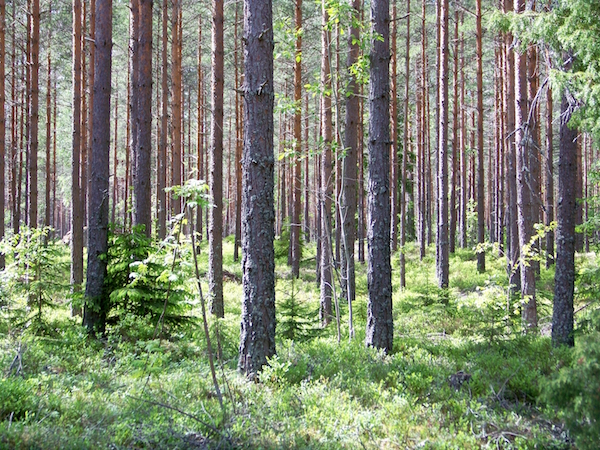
[0,0,590,366]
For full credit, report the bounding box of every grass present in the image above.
[0,237,590,449]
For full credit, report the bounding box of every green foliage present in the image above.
[0,378,39,421]
[542,333,600,449]
[0,227,69,328]
[496,0,600,137]
[274,219,304,261]
[104,225,195,334]
[277,279,319,342]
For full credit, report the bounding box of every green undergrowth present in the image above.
[0,239,595,449]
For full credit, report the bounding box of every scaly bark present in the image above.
[366,0,393,353]
[239,0,276,378]
[84,0,112,335]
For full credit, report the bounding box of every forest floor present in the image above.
[0,237,591,449]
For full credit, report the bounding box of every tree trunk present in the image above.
[0,0,4,269]
[239,0,276,378]
[366,0,393,353]
[234,3,242,261]
[514,0,536,330]
[44,42,51,230]
[390,0,398,253]
[196,14,205,243]
[399,0,410,287]
[552,88,577,347]
[319,3,333,326]
[436,0,449,288]
[84,0,112,335]
[71,0,84,313]
[341,0,360,308]
[133,0,152,236]
[476,0,485,273]
[504,0,520,293]
[209,0,224,317]
[28,0,39,227]
[171,0,182,216]
[449,8,458,255]
[289,0,303,278]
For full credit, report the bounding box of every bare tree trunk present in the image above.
[239,0,276,378]
[514,0,536,330]
[476,0,485,273]
[28,0,39,227]
[71,0,84,314]
[319,3,333,326]
[436,0,449,288]
[196,14,205,242]
[133,0,152,236]
[209,0,224,317]
[340,0,360,307]
[399,0,410,287]
[171,0,182,215]
[44,27,52,230]
[449,8,458,255]
[84,0,112,335]
[504,0,520,293]
[390,0,398,253]
[0,0,4,269]
[366,0,393,353]
[111,92,119,224]
[552,87,577,347]
[234,3,242,261]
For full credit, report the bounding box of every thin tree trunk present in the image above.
[28,0,39,227]
[476,0,485,273]
[436,0,450,288]
[71,0,84,313]
[0,0,4,269]
[171,0,182,216]
[504,0,520,293]
[234,3,242,260]
[209,0,224,317]
[319,3,333,326]
[341,0,360,307]
[290,0,303,278]
[366,0,393,353]
[399,0,410,287]
[449,8,458,255]
[111,92,119,224]
[44,36,51,230]
[390,0,398,253]
[514,0,536,330]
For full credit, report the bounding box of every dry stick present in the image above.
[190,210,224,411]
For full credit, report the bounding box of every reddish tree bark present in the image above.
[133,0,152,236]
[290,0,302,278]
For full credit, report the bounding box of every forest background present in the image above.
[0,0,599,447]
